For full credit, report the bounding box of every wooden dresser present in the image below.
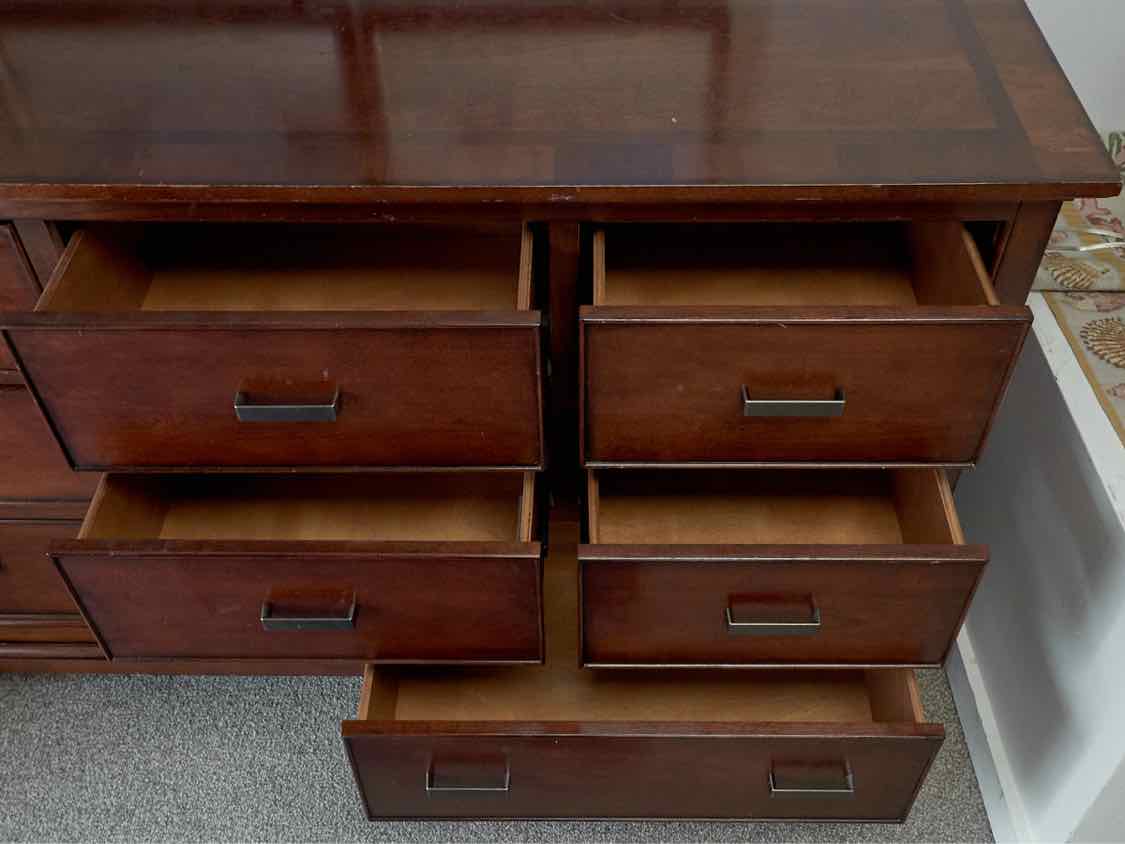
[0,0,1118,823]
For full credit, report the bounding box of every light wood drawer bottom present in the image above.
[343,527,942,821]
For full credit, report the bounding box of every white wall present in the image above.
[1026,0,1125,130]
[955,297,1125,842]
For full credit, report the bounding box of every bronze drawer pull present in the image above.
[724,602,821,636]
[426,762,511,793]
[259,595,356,631]
[234,388,340,422]
[741,386,845,418]
[769,762,854,796]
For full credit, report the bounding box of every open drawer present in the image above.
[2,222,543,469]
[52,472,543,664]
[343,539,943,821]
[580,468,985,667]
[581,221,1030,465]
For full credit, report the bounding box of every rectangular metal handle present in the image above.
[426,762,511,793]
[234,389,339,422]
[725,602,821,636]
[260,596,356,631]
[742,386,845,418]
[770,762,854,796]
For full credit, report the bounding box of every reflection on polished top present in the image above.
[0,0,1118,209]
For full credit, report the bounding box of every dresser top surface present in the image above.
[0,0,1118,211]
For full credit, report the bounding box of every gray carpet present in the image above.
[0,668,991,843]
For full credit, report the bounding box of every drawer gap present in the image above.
[79,472,534,543]
[358,542,924,726]
[588,469,958,546]
[38,222,533,314]
[593,221,995,308]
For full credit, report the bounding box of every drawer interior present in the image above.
[357,536,924,724]
[80,472,535,543]
[38,223,533,313]
[587,469,963,546]
[593,221,998,308]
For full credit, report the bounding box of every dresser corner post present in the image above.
[991,201,1062,306]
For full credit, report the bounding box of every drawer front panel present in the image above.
[583,318,1027,464]
[580,553,984,667]
[9,322,542,468]
[0,519,85,613]
[55,549,542,662]
[344,731,939,820]
[0,225,39,370]
[0,382,98,500]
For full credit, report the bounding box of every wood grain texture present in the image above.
[0,656,363,674]
[342,524,942,820]
[0,642,102,659]
[0,613,93,643]
[8,319,543,470]
[55,545,543,663]
[588,470,909,546]
[583,221,1030,465]
[579,550,984,668]
[0,500,88,521]
[583,311,1028,465]
[79,473,533,543]
[42,224,531,313]
[5,221,543,470]
[343,729,941,821]
[547,222,582,498]
[596,223,942,308]
[0,0,1116,220]
[580,469,984,667]
[12,220,66,284]
[0,224,41,368]
[0,201,1024,226]
[54,472,543,662]
[992,201,1064,305]
[0,382,97,499]
[0,518,84,613]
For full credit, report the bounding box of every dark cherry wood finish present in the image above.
[0,499,88,521]
[345,521,945,821]
[0,224,41,369]
[0,513,99,658]
[993,202,1066,305]
[56,541,543,663]
[0,517,85,613]
[0,1,1116,826]
[0,378,98,499]
[0,642,102,659]
[11,221,66,285]
[0,0,1115,217]
[0,613,92,643]
[0,655,362,673]
[547,222,583,497]
[582,312,1028,466]
[344,723,941,821]
[8,316,543,470]
[579,547,985,668]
